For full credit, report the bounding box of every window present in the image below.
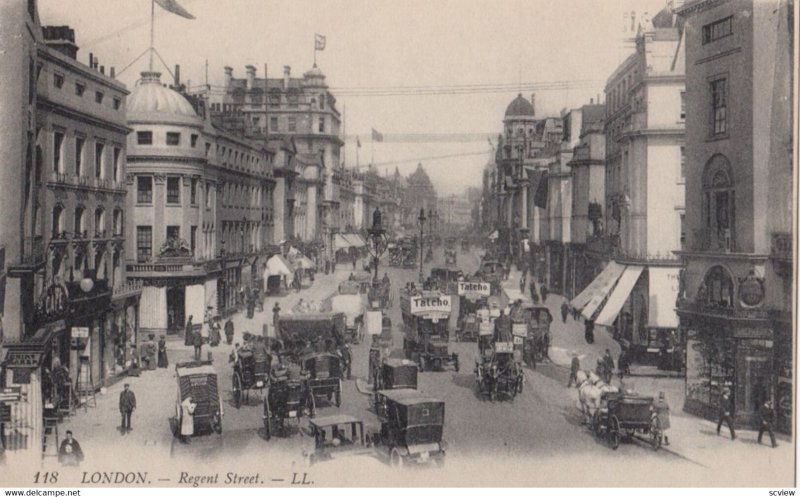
[137,176,152,204]
[287,92,299,108]
[680,91,686,120]
[94,208,105,236]
[190,226,197,255]
[190,134,198,147]
[679,213,686,250]
[95,91,104,104]
[318,117,325,133]
[702,265,735,307]
[51,205,64,238]
[136,131,153,145]
[270,117,278,131]
[94,142,104,178]
[680,146,686,180]
[166,176,181,204]
[112,97,121,110]
[73,206,85,235]
[269,94,280,108]
[53,73,64,89]
[710,78,727,135]
[113,147,121,182]
[75,82,85,96]
[166,132,181,146]
[136,226,152,263]
[205,142,211,156]
[190,178,198,204]
[166,225,180,241]
[319,94,325,109]
[75,137,84,176]
[53,131,64,173]
[205,182,212,209]
[288,116,296,132]
[113,209,123,236]
[252,117,260,129]
[702,154,735,251]
[702,16,733,44]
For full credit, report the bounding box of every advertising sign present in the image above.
[72,327,89,338]
[512,323,527,337]
[479,321,493,336]
[457,282,491,298]
[410,295,451,315]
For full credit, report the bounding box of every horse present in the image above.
[576,370,618,426]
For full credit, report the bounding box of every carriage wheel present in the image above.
[263,401,272,441]
[649,416,662,451]
[233,373,243,409]
[609,416,620,450]
[390,448,405,468]
[212,413,223,435]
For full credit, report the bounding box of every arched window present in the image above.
[702,154,735,251]
[73,247,86,275]
[113,209,123,236]
[74,206,85,237]
[701,265,735,307]
[94,247,106,280]
[52,204,64,238]
[94,207,105,237]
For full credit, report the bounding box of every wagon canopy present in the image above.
[331,294,365,323]
[277,313,346,344]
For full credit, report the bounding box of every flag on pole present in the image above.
[315,34,327,51]
[371,128,383,142]
[155,0,195,19]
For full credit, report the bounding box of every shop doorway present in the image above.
[166,286,185,334]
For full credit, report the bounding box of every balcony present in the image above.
[692,229,736,253]
[112,279,143,301]
[622,112,647,134]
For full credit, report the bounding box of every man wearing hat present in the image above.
[716,387,736,440]
[757,399,777,448]
[119,383,136,434]
[567,353,581,388]
[653,392,671,446]
[58,430,84,466]
[157,335,168,368]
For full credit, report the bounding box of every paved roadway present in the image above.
[27,248,792,488]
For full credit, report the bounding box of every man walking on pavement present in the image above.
[602,349,615,384]
[757,400,777,448]
[567,353,580,387]
[540,284,548,303]
[193,326,203,361]
[653,392,671,446]
[119,384,136,434]
[716,388,736,440]
[529,280,539,304]
[560,300,569,323]
[272,302,281,331]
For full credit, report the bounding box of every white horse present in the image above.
[576,370,618,425]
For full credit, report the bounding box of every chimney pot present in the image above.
[283,66,291,90]
[110,67,115,78]
[245,64,256,89]
[224,66,233,87]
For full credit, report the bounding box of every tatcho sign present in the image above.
[458,282,491,298]
[410,295,451,315]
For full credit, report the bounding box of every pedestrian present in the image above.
[529,281,539,303]
[224,319,235,345]
[352,255,357,271]
[184,315,194,347]
[560,301,569,323]
[368,336,381,384]
[193,327,203,362]
[617,349,627,380]
[157,335,168,368]
[209,318,221,346]
[716,388,736,440]
[595,359,606,382]
[540,284,548,303]
[567,354,581,387]
[272,303,281,331]
[519,272,526,294]
[179,396,197,444]
[757,400,778,448]
[119,384,136,434]
[58,430,84,466]
[653,392,671,446]
[584,319,595,344]
[603,349,615,384]
[247,295,255,319]
[340,344,352,380]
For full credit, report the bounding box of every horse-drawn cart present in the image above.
[592,392,662,450]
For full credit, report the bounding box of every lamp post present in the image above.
[418,208,426,283]
[366,207,388,283]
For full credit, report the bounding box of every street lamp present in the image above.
[366,207,388,283]
[418,208,427,283]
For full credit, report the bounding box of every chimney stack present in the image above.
[245,65,256,90]
[283,66,291,90]
[110,67,115,79]
[530,93,536,116]
[224,66,233,88]
[89,53,93,68]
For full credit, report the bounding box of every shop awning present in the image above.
[647,266,680,328]
[264,255,294,277]
[334,233,366,250]
[570,261,625,312]
[595,265,644,327]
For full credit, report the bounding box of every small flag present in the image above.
[371,128,383,142]
[155,0,195,19]
[357,137,362,148]
[315,34,327,51]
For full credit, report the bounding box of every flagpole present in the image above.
[149,0,155,71]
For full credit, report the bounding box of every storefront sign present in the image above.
[739,274,765,307]
[4,351,43,368]
[410,295,451,315]
[71,327,89,338]
[495,342,513,353]
[457,282,491,298]
[732,328,771,340]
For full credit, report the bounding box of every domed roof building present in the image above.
[127,71,200,124]
[504,93,535,118]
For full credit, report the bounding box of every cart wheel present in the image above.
[650,416,662,451]
[390,448,405,468]
[263,405,272,441]
[232,373,242,409]
[609,416,620,450]
[212,413,223,435]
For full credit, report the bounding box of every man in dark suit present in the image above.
[757,400,777,448]
[119,383,136,434]
[716,388,736,440]
[58,430,84,466]
[567,354,580,387]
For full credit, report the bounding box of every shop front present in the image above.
[680,307,783,431]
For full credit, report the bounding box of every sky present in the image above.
[38,0,671,195]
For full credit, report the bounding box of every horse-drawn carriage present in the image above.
[262,369,314,441]
[368,278,391,310]
[475,342,524,402]
[456,280,492,342]
[173,361,223,438]
[477,259,504,294]
[510,303,552,366]
[371,358,419,417]
[231,346,271,408]
[401,290,459,372]
[592,392,662,450]
[301,352,344,408]
[330,293,365,344]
